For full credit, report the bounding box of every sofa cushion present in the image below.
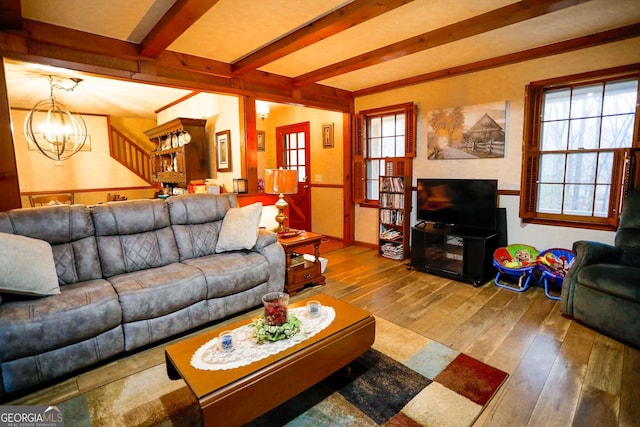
[215,202,262,253]
[0,205,103,285]
[577,263,640,302]
[92,200,179,277]
[183,251,270,298]
[167,193,237,224]
[0,232,59,297]
[107,263,207,323]
[0,279,122,362]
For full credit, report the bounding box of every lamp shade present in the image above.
[264,169,298,195]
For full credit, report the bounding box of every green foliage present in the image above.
[251,314,301,343]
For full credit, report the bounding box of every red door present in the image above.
[276,122,311,232]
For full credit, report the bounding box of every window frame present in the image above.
[352,103,416,207]
[521,65,640,230]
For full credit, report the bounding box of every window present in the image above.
[521,67,640,229]
[353,103,416,204]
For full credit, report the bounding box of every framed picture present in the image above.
[215,130,232,172]
[257,130,265,152]
[322,123,334,148]
[426,101,508,160]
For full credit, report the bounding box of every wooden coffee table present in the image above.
[165,294,375,426]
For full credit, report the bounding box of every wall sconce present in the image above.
[24,75,88,161]
[233,178,248,194]
[256,101,270,120]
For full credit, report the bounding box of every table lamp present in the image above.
[264,168,298,232]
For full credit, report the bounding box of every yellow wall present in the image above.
[157,92,241,193]
[12,109,155,206]
[354,37,640,249]
[259,104,344,238]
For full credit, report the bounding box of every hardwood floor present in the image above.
[7,245,640,426]
[320,246,640,427]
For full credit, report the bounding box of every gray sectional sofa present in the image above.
[0,194,285,398]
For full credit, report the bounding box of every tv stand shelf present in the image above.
[410,223,498,287]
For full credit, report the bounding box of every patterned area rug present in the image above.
[59,318,507,426]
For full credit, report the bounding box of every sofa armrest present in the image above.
[252,229,285,293]
[254,229,277,251]
[561,240,622,316]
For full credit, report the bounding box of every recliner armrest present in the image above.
[572,240,622,267]
[253,229,277,251]
[561,240,622,316]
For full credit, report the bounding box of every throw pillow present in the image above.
[0,232,60,297]
[215,202,263,252]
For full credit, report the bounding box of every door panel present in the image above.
[276,122,311,231]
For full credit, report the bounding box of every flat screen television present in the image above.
[416,178,498,230]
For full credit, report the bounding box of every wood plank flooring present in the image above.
[319,246,640,427]
[7,245,640,426]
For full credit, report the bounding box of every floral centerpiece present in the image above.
[251,314,301,343]
[252,292,301,343]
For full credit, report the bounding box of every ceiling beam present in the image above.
[139,0,221,58]
[231,0,414,76]
[293,0,591,86]
[354,23,640,97]
[0,0,21,31]
[0,20,353,112]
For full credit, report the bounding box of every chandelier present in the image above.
[23,75,88,161]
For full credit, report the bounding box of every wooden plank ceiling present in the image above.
[0,0,639,113]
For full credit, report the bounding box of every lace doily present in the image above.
[191,305,336,371]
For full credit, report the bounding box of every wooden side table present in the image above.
[277,231,326,295]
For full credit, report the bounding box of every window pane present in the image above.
[288,150,296,166]
[284,134,290,150]
[369,117,381,138]
[596,152,613,184]
[396,136,405,157]
[594,184,610,217]
[543,89,570,121]
[369,138,381,157]
[568,117,600,150]
[564,184,595,216]
[539,154,565,182]
[382,137,395,157]
[382,115,395,137]
[603,79,638,115]
[298,149,305,166]
[566,152,597,184]
[396,114,405,136]
[367,182,379,200]
[571,84,603,119]
[537,183,563,213]
[541,121,568,150]
[601,115,635,148]
[297,132,305,149]
[298,166,305,182]
[289,134,297,149]
[366,160,379,180]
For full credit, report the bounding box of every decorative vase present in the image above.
[262,292,289,326]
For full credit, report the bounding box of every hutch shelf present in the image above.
[145,118,208,187]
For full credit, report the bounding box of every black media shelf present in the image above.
[410,223,498,287]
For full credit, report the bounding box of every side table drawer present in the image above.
[289,262,321,284]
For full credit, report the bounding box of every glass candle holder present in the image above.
[262,292,289,326]
[218,330,235,352]
[306,300,322,318]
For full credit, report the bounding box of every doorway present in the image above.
[276,122,311,232]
